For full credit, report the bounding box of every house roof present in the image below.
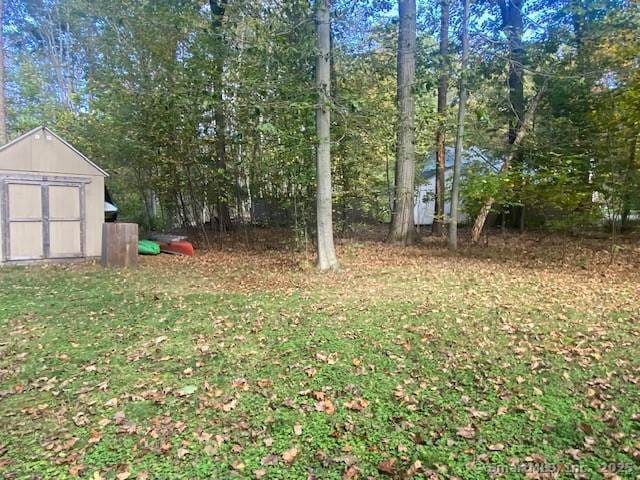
[0,126,108,177]
[420,146,500,179]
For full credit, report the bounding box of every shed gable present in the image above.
[0,126,107,177]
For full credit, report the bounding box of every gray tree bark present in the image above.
[388,0,418,245]
[210,0,232,231]
[0,0,6,145]
[448,0,470,251]
[315,0,339,271]
[470,82,547,243]
[433,0,450,236]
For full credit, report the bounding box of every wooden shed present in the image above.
[0,126,107,264]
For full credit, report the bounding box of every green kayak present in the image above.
[138,240,160,255]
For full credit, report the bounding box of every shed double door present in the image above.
[2,178,85,261]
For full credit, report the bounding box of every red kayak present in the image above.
[157,240,194,256]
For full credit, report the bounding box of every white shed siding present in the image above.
[414,168,468,226]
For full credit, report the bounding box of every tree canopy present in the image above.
[3,0,639,237]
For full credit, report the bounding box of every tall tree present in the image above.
[470,81,547,243]
[210,0,231,231]
[315,0,339,271]
[388,0,418,245]
[448,0,470,250]
[0,0,6,144]
[498,0,524,145]
[433,0,450,236]
[499,0,525,227]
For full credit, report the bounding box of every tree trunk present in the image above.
[388,0,418,245]
[210,0,232,231]
[448,0,469,251]
[501,0,524,145]
[471,82,547,243]
[620,134,638,231]
[0,0,6,145]
[433,0,450,236]
[497,0,525,227]
[315,0,339,271]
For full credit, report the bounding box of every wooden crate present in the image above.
[101,223,138,268]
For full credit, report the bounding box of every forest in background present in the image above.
[2,0,639,245]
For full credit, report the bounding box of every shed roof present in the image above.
[0,126,108,177]
[420,146,501,179]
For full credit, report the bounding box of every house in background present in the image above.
[414,146,500,226]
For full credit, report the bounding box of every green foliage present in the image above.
[3,0,639,234]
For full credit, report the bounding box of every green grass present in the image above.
[0,243,639,479]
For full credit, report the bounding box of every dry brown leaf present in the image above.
[343,465,359,479]
[261,454,279,466]
[222,399,237,412]
[115,467,131,480]
[88,430,102,445]
[315,399,335,415]
[344,398,369,411]
[377,458,396,475]
[456,426,476,439]
[282,447,299,465]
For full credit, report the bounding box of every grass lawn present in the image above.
[1,234,639,479]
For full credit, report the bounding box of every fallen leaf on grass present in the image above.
[487,443,505,451]
[232,378,249,390]
[293,423,303,436]
[54,437,78,452]
[282,447,299,465]
[257,379,273,388]
[456,426,476,439]
[254,468,267,479]
[565,448,582,460]
[315,399,335,415]
[194,431,212,442]
[261,454,279,466]
[115,466,131,480]
[68,464,85,476]
[343,465,359,479]
[73,412,89,426]
[177,448,189,459]
[378,458,396,475]
[405,460,423,477]
[222,399,237,412]
[344,398,369,411]
[88,430,102,445]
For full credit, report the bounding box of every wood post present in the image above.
[101,223,138,268]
